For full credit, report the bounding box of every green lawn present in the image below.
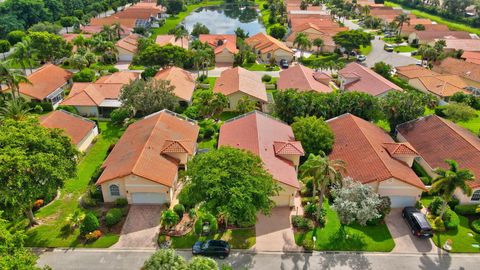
[162,228,256,249]
[294,202,395,251]
[431,215,480,253]
[24,121,124,248]
[207,77,217,90]
[256,0,272,30]
[456,111,480,134]
[385,1,480,36]
[151,1,224,38]
[359,45,372,56]
[394,45,417,53]
[197,138,217,150]
[242,62,280,71]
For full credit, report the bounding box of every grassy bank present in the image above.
[384,1,480,36]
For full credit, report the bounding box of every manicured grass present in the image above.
[385,1,480,36]
[431,215,480,253]
[256,0,272,30]
[456,111,480,134]
[24,122,124,248]
[375,119,391,132]
[128,65,145,70]
[394,45,417,53]
[197,138,217,150]
[359,45,372,56]
[242,62,280,71]
[294,202,395,251]
[207,77,217,90]
[165,228,256,249]
[217,111,240,121]
[420,195,435,209]
[151,1,224,38]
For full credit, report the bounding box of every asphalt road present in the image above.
[36,248,480,270]
[364,36,418,68]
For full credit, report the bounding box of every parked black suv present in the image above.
[192,240,230,259]
[402,207,433,238]
[280,59,289,69]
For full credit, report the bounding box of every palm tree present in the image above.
[12,39,34,73]
[361,5,370,17]
[174,26,189,49]
[0,61,31,100]
[100,25,116,41]
[66,210,85,229]
[418,45,438,67]
[393,13,410,38]
[0,98,31,121]
[313,38,324,56]
[293,32,312,58]
[300,153,346,216]
[112,22,125,40]
[430,160,474,219]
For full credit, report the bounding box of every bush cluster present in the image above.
[80,212,99,235]
[471,219,480,233]
[292,215,314,230]
[194,212,217,235]
[105,208,123,227]
[443,209,460,229]
[115,198,128,208]
[173,204,185,217]
[85,230,102,242]
[454,204,479,215]
[428,197,444,216]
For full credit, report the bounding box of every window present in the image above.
[471,190,480,201]
[267,53,271,59]
[109,184,120,196]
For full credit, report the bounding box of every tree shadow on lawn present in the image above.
[325,226,367,251]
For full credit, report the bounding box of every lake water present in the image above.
[181,4,266,35]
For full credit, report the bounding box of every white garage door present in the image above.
[272,195,291,207]
[131,192,166,204]
[389,196,416,208]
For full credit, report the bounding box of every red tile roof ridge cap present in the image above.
[274,141,304,155]
[161,139,190,153]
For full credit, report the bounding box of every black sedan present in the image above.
[192,240,230,259]
[402,207,434,238]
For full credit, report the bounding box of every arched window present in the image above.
[110,184,120,196]
[471,190,480,201]
[267,53,272,59]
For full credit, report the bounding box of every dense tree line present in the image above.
[0,0,138,38]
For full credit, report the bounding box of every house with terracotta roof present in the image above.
[61,71,140,117]
[338,62,402,97]
[3,64,72,108]
[462,51,480,65]
[154,67,195,104]
[97,110,199,204]
[400,24,448,37]
[218,111,304,206]
[245,33,293,64]
[155,35,189,49]
[199,34,238,64]
[278,64,332,93]
[116,34,140,61]
[440,39,480,54]
[213,67,268,111]
[285,21,347,52]
[39,110,98,152]
[408,30,473,45]
[409,74,469,99]
[327,113,426,207]
[433,57,480,88]
[397,115,480,204]
[396,65,440,81]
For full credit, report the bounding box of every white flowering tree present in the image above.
[331,177,383,226]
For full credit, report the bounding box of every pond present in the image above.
[181,4,266,35]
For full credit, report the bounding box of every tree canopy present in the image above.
[179,147,280,227]
[134,44,192,68]
[381,90,429,132]
[333,30,371,54]
[291,116,334,155]
[0,118,77,226]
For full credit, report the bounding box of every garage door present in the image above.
[389,196,416,208]
[272,195,291,207]
[131,192,166,204]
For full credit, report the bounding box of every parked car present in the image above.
[384,44,394,52]
[280,59,289,69]
[402,207,433,238]
[192,240,230,259]
[356,54,367,62]
[384,32,394,38]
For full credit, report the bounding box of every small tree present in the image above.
[291,116,334,155]
[441,102,477,122]
[6,30,25,45]
[80,212,99,235]
[161,210,180,230]
[60,16,77,33]
[313,38,324,56]
[166,0,184,16]
[191,22,210,38]
[72,68,96,82]
[143,249,187,270]
[188,256,218,269]
[0,40,11,60]
[269,24,287,40]
[373,61,393,78]
[234,27,249,40]
[381,91,427,132]
[236,96,258,114]
[331,178,383,226]
[333,30,371,59]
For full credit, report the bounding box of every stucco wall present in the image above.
[259,49,294,64]
[454,188,480,204]
[77,126,98,152]
[377,178,423,198]
[272,182,297,207]
[117,47,134,61]
[74,106,99,117]
[216,49,234,64]
[226,92,266,111]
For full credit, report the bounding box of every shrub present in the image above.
[291,215,314,230]
[377,196,391,218]
[441,102,477,122]
[197,74,207,83]
[304,203,317,219]
[115,198,128,207]
[447,197,460,210]
[80,192,97,208]
[142,66,159,79]
[301,196,318,206]
[90,185,103,201]
[415,200,423,210]
[73,68,96,82]
[434,106,446,117]
[188,208,196,218]
[34,105,43,113]
[454,204,479,215]
[194,212,218,235]
[443,209,460,230]
[302,238,314,250]
[173,204,185,217]
[161,210,180,230]
[428,197,444,216]
[106,208,123,227]
[262,3,269,9]
[471,219,480,233]
[80,212,100,235]
[110,107,132,125]
[262,74,272,83]
[433,216,445,232]
[108,67,119,74]
[194,218,203,235]
[85,230,102,242]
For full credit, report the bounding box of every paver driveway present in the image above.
[111,205,164,249]
[386,208,439,253]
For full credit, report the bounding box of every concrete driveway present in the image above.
[386,208,439,254]
[365,36,418,68]
[111,205,163,249]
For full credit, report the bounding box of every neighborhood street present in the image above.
[364,36,418,68]
[36,248,480,270]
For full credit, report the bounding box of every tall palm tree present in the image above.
[393,13,410,38]
[12,38,34,74]
[313,38,324,56]
[112,22,125,40]
[174,26,189,49]
[430,160,474,219]
[300,153,346,216]
[293,32,312,58]
[0,98,31,121]
[101,25,116,41]
[418,45,438,67]
[0,62,31,100]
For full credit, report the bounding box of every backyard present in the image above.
[24,121,124,248]
[294,202,395,252]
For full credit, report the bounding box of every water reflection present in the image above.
[181,4,266,35]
